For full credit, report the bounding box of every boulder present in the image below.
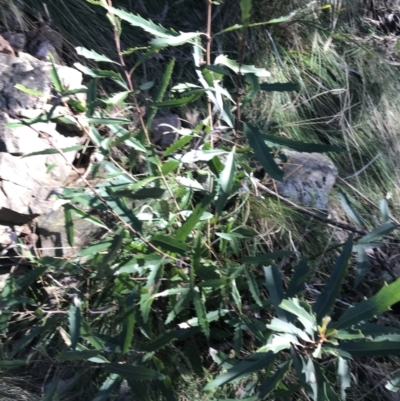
[275,150,338,210]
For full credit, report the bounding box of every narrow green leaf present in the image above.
[0,360,27,369]
[338,357,350,400]
[244,123,284,181]
[55,350,103,361]
[151,94,200,107]
[258,361,291,398]
[353,245,370,288]
[286,258,310,297]
[386,370,400,392]
[69,304,81,350]
[143,328,199,352]
[264,134,344,153]
[105,196,142,233]
[161,160,180,174]
[214,55,270,78]
[87,117,130,125]
[260,82,300,92]
[176,192,214,241]
[264,265,287,321]
[152,235,189,255]
[121,292,136,354]
[216,149,236,214]
[240,0,252,25]
[92,374,121,401]
[204,353,275,391]
[15,83,46,96]
[336,340,400,357]
[356,222,398,244]
[241,251,294,264]
[339,190,364,228]
[380,199,390,223]
[112,187,165,200]
[335,278,400,330]
[231,279,242,312]
[64,204,74,247]
[313,236,353,322]
[105,363,164,380]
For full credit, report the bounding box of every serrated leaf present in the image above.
[231,279,242,312]
[105,363,164,380]
[267,318,312,342]
[151,32,202,48]
[107,7,174,38]
[102,91,130,104]
[215,55,270,78]
[245,270,262,307]
[176,176,204,191]
[313,236,353,322]
[335,278,400,330]
[280,298,317,335]
[193,289,210,339]
[69,304,81,350]
[336,340,400,357]
[204,353,275,391]
[163,135,193,157]
[244,123,284,181]
[76,46,119,64]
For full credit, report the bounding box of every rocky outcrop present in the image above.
[0,52,91,256]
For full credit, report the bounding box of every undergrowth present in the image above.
[1,1,400,400]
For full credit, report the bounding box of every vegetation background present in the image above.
[1,0,400,400]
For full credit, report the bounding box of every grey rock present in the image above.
[150,113,180,148]
[0,53,52,114]
[275,150,338,210]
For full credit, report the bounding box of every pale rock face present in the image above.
[275,150,338,210]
